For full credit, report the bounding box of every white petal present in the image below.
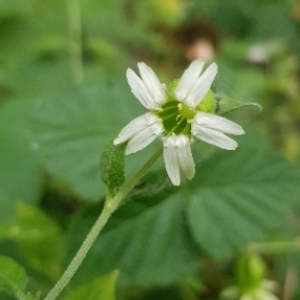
[126,68,160,110]
[163,136,180,186]
[114,113,160,145]
[126,121,163,154]
[240,294,253,300]
[138,62,166,106]
[175,135,195,180]
[185,62,218,107]
[257,290,279,300]
[192,125,239,150]
[193,112,245,135]
[175,59,205,102]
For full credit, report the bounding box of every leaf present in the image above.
[186,128,300,258]
[0,100,42,223]
[100,141,126,191]
[15,202,65,280]
[0,255,28,298]
[0,0,33,13]
[252,2,298,40]
[66,173,199,287]
[61,270,119,300]
[30,80,144,201]
[218,99,262,118]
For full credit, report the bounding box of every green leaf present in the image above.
[252,2,298,40]
[186,128,300,258]
[0,0,33,13]
[0,255,28,298]
[61,270,119,300]
[100,141,126,191]
[0,100,42,223]
[218,99,262,118]
[66,173,199,287]
[15,202,65,280]
[30,80,144,201]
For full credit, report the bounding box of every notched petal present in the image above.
[194,112,245,135]
[163,136,181,186]
[176,135,195,180]
[114,113,160,145]
[138,62,166,105]
[175,59,205,102]
[126,68,160,110]
[186,62,218,107]
[192,125,239,150]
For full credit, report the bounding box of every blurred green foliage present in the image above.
[0,0,300,299]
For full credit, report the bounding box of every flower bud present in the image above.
[236,254,266,293]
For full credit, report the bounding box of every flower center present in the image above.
[157,101,195,136]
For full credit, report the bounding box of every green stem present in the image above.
[247,237,300,254]
[43,147,163,300]
[66,0,84,85]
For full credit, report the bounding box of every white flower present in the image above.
[221,280,279,300]
[114,59,245,185]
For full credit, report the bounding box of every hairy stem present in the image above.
[43,147,162,300]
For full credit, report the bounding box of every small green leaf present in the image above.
[61,271,119,300]
[0,255,28,298]
[15,202,65,280]
[100,141,126,191]
[218,98,262,118]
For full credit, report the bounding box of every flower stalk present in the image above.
[43,147,162,300]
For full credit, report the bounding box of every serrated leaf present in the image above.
[186,128,300,258]
[15,202,65,280]
[61,270,119,300]
[66,174,199,287]
[0,100,42,223]
[100,141,126,191]
[0,255,28,298]
[30,80,144,201]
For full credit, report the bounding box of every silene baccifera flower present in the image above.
[114,59,244,185]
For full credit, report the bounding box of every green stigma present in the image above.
[179,103,195,119]
[156,80,217,136]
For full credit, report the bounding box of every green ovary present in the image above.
[157,101,194,136]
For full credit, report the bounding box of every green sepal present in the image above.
[197,89,216,113]
[217,98,262,117]
[166,79,180,101]
[100,141,126,192]
[236,254,266,293]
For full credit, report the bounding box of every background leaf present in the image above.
[0,101,42,223]
[0,255,28,298]
[30,80,145,201]
[62,270,118,300]
[66,173,199,287]
[15,202,65,280]
[186,129,300,257]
